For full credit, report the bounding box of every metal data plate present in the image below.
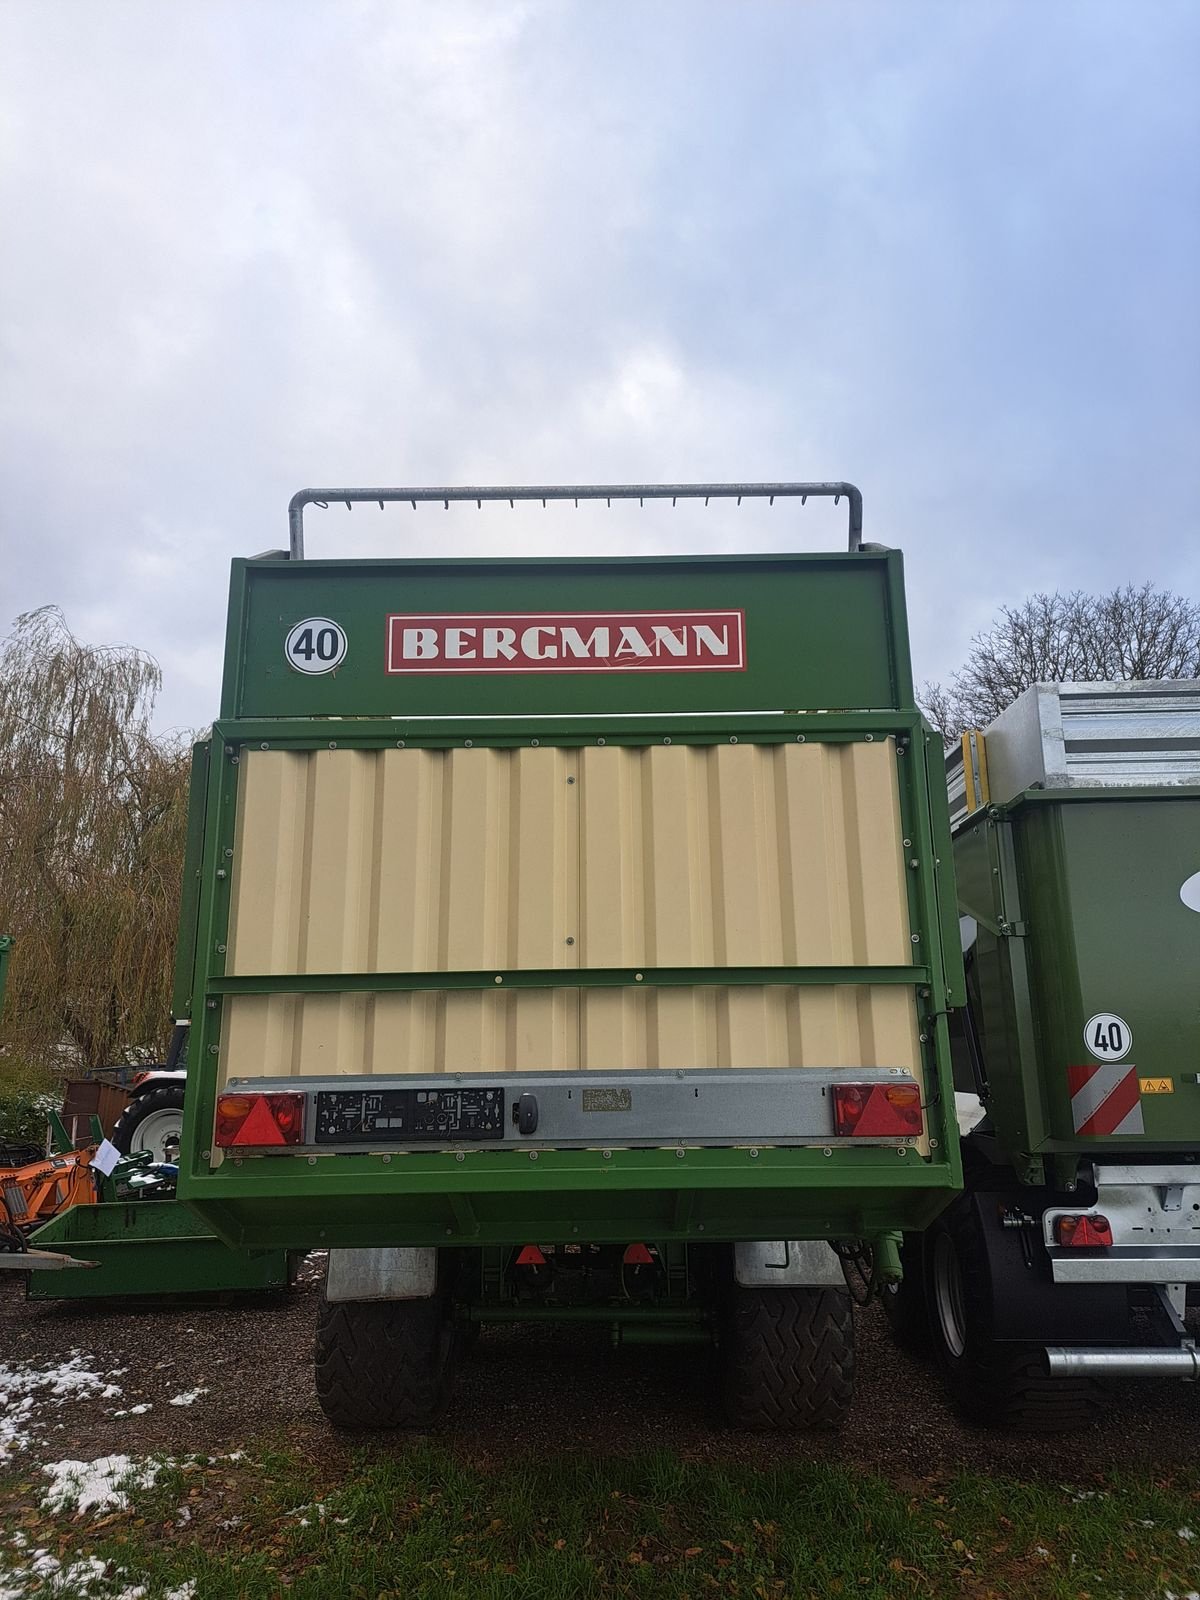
[229,1067,921,1153]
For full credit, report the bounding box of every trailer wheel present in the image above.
[927,1200,1102,1432]
[315,1290,456,1430]
[881,1233,933,1356]
[111,1083,186,1164]
[720,1286,854,1431]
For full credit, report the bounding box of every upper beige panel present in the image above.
[226,742,912,976]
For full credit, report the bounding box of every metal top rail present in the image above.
[286,482,864,561]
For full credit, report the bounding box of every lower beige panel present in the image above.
[220,984,923,1090]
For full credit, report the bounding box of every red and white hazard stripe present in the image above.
[1066,1063,1144,1136]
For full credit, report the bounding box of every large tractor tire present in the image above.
[720,1286,854,1431]
[926,1197,1103,1433]
[315,1289,457,1430]
[111,1082,186,1164]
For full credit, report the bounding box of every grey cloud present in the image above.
[1,0,1197,731]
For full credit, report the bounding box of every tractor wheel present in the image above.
[926,1198,1102,1433]
[315,1289,457,1430]
[720,1286,854,1431]
[881,1233,933,1356]
[112,1083,186,1164]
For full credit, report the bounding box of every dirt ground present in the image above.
[4,1255,1200,1480]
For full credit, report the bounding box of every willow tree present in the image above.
[0,607,193,1073]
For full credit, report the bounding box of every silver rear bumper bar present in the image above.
[1046,1345,1200,1380]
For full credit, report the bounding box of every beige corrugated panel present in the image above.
[222,743,920,1085]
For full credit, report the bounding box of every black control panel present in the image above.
[314,1087,506,1144]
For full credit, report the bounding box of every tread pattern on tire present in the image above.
[721,1287,855,1432]
[315,1293,454,1430]
[931,1199,1103,1434]
[111,1083,186,1156]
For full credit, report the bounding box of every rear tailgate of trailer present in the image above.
[179,489,963,1248]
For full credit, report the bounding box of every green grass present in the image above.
[3,1444,1200,1599]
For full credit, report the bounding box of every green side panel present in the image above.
[958,792,1200,1156]
[26,1200,290,1299]
[221,551,912,719]
[955,816,1045,1155]
[170,740,211,1021]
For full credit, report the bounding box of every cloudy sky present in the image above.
[2,0,1197,734]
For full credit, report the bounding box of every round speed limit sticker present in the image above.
[1084,1012,1132,1061]
[285,617,347,674]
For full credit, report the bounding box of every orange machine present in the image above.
[0,1143,102,1248]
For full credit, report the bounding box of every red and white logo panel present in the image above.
[1067,1062,1144,1136]
[385,610,747,675]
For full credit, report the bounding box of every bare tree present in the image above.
[921,584,1200,739]
[0,608,194,1073]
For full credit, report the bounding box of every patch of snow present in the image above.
[0,1353,125,1460]
[40,1455,164,1516]
[0,1546,183,1598]
[1179,1528,1196,1541]
[0,1551,108,1597]
[167,1388,207,1408]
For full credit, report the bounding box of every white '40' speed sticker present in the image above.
[1084,1012,1132,1061]
[285,617,347,674]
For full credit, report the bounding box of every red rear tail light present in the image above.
[831,1082,923,1138]
[1056,1214,1114,1248]
[214,1092,306,1148]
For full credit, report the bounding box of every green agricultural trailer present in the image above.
[887,680,1200,1430]
[174,482,965,1430]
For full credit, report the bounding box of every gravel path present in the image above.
[3,1260,1198,1478]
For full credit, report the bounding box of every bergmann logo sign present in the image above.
[385,611,747,674]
